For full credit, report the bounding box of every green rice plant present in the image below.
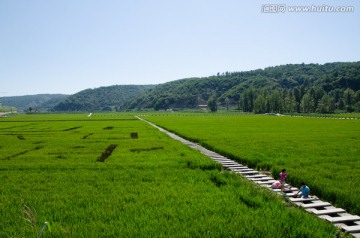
[331,113,360,119]
[145,113,360,216]
[0,113,350,237]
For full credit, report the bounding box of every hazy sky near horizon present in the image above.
[1,0,359,96]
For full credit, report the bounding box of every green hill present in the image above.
[52,85,154,112]
[0,94,68,112]
[3,62,359,113]
[127,62,360,113]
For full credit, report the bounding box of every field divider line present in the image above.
[136,116,360,237]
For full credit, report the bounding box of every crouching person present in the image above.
[296,182,310,198]
[271,180,282,189]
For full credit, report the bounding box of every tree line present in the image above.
[232,86,360,113]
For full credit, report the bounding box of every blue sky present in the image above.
[1,0,359,96]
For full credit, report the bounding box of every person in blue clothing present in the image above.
[296,182,310,198]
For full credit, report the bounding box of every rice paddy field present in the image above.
[144,113,360,218]
[0,113,346,237]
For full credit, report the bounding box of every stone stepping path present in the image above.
[137,116,360,237]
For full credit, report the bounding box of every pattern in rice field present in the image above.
[130,147,163,153]
[82,133,94,139]
[63,126,82,131]
[2,146,44,160]
[97,144,118,162]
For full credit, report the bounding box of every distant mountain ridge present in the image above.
[126,62,360,112]
[1,62,359,113]
[0,94,68,111]
[52,85,155,112]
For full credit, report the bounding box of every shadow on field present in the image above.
[97,144,118,162]
[130,147,163,153]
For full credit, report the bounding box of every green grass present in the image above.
[285,112,360,119]
[144,113,360,216]
[331,113,360,119]
[0,113,343,237]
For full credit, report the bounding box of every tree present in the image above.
[237,99,241,111]
[207,96,217,112]
[300,93,314,113]
[284,90,296,113]
[225,97,230,110]
[241,87,256,112]
[294,86,305,113]
[354,101,360,112]
[254,94,267,114]
[343,88,355,112]
[269,89,283,113]
[317,93,334,113]
[309,86,324,111]
[343,88,355,106]
[337,98,346,110]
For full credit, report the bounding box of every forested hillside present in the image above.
[0,94,67,111]
[3,62,358,113]
[127,62,360,113]
[52,85,154,112]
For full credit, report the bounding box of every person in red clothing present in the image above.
[271,180,282,189]
[279,168,288,186]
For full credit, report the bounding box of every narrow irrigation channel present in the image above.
[136,116,360,237]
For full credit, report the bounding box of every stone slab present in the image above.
[219,161,240,164]
[257,180,276,184]
[227,164,248,167]
[214,160,235,163]
[289,197,319,202]
[325,215,360,223]
[298,202,331,208]
[281,192,298,197]
[250,176,274,181]
[235,170,259,174]
[224,164,246,167]
[272,187,298,192]
[231,168,253,172]
[224,165,247,169]
[306,208,345,215]
[344,224,360,237]
[245,174,268,178]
